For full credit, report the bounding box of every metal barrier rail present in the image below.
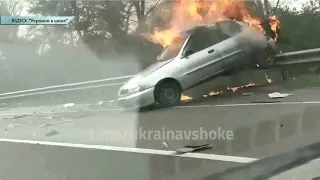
[275,48,320,66]
[0,82,126,100]
[0,75,133,97]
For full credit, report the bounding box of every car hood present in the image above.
[122,58,173,88]
[139,58,173,77]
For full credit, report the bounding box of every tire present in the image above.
[257,46,275,68]
[154,80,181,108]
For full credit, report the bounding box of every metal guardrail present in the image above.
[275,48,320,66]
[0,75,134,97]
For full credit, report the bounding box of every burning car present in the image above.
[117,19,279,109]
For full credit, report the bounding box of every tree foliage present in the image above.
[273,1,320,51]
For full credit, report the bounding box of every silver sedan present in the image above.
[117,20,279,109]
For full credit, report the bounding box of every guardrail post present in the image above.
[280,67,288,81]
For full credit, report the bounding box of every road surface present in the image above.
[0,85,320,179]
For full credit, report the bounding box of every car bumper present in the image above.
[117,87,155,108]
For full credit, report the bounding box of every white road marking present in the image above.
[175,101,320,108]
[0,82,125,100]
[0,138,258,163]
[0,108,123,116]
[0,75,133,97]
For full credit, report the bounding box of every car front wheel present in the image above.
[155,80,181,108]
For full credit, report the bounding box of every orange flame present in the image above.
[227,82,257,92]
[209,91,222,96]
[147,0,265,47]
[181,94,192,101]
[269,15,280,41]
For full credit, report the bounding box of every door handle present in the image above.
[208,49,215,54]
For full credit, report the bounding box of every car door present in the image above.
[214,21,248,70]
[179,27,223,89]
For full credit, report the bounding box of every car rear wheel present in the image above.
[155,80,181,108]
[257,46,275,68]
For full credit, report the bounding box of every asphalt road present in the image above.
[0,86,320,179]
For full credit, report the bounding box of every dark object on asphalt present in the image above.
[162,141,213,154]
[46,130,59,137]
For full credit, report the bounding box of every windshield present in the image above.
[157,35,188,61]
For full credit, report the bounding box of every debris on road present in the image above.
[96,101,104,106]
[268,92,292,99]
[39,119,72,128]
[45,116,53,119]
[8,124,22,128]
[209,91,221,96]
[3,115,28,120]
[242,92,254,96]
[162,141,213,154]
[60,103,75,108]
[46,130,59,137]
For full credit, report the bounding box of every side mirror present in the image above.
[183,50,193,58]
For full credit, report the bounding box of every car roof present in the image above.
[182,20,244,34]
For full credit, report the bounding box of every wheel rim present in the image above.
[163,88,176,101]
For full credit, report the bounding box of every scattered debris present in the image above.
[209,91,221,96]
[60,103,75,108]
[268,92,292,99]
[46,130,59,137]
[8,124,22,128]
[32,132,36,136]
[96,101,104,106]
[39,119,72,128]
[3,115,28,120]
[242,92,254,96]
[162,141,213,154]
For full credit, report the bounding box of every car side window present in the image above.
[208,27,230,45]
[182,28,218,56]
